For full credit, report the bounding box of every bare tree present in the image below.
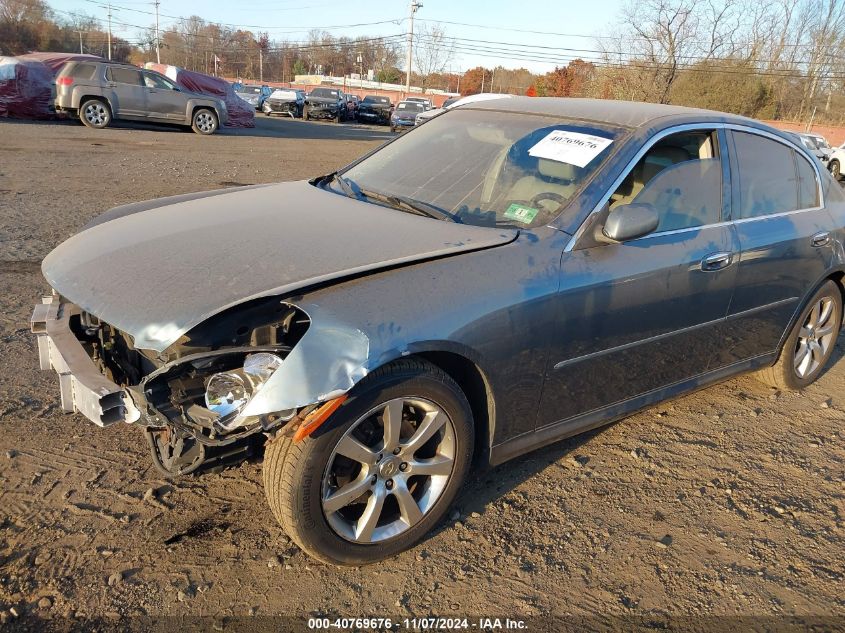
[412,24,455,92]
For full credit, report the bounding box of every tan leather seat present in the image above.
[506,158,579,206]
[610,146,691,209]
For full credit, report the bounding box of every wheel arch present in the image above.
[775,267,845,356]
[409,350,496,470]
[189,102,220,122]
[77,94,112,112]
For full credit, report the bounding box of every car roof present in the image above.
[465,96,758,129]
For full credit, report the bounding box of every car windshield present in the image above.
[363,96,389,104]
[398,102,424,111]
[270,90,297,99]
[311,89,338,97]
[242,86,262,94]
[333,109,622,228]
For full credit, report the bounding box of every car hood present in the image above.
[42,181,517,352]
[394,110,419,119]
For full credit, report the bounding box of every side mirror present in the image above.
[603,203,660,242]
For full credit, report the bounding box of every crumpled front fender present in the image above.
[239,306,370,416]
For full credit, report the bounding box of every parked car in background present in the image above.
[263,89,304,117]
[357,95,393,124]
[825,141,845,180]
[390,100,426,132]
[787,132,830,168]
[343,93,358,120]
[305,87,345,122]
[32,97,845,566]
[236,84,272,110]
[404,96,433,110]
[414,93,514,126]
[414,97,459,126]
[54,60,227,134]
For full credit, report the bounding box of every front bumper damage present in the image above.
[30,294,371,436]
[30,293,372,475]
[30,295,141,427]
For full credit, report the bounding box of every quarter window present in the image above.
[733,132,798,218]
[68,63,96,80]
[795,152,820,209]
[107,67,142,85]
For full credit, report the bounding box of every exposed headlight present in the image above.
[204,352,288,431]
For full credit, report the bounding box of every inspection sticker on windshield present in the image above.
[504,203,539,224]
[528,130,613,168]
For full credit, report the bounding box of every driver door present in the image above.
[536,128,739,428]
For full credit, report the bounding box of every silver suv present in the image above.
[55,61,228,135]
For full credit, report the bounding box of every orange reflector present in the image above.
[292,395,348,443]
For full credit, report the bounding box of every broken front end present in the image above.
[31,293,367,477]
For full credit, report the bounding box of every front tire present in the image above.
[79,99,111,129]
[757,280,842,390]
[829,159,841,181]
[191,108,218,135]
[262,359,474,566]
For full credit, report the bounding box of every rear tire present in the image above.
[191,108,218,135]
[79,99,111,129]
[262,358,474,566]
[757,280,842,390]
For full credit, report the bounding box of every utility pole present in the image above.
[259,48,263,82]
[106,3,112,60]
[154,0,160,63]
[405,0,422,94]
[480,69,484,93]
[75,30,84,54]
[357,51,363,90]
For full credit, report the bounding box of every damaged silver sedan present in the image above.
[32,97,845,565]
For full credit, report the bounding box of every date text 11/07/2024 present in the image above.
[307,617,528,630]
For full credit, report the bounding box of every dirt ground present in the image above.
[1,116,844,632]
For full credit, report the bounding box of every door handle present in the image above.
[701,252,733,271]
[811,231,831,247]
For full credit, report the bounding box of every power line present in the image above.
[416,17,819,50]
[426,32,820,69]
[413,34,845,81]
[81,0,405,32]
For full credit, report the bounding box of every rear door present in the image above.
[105,66,146,117]
[537,127,739,427]
[712,129,836,367]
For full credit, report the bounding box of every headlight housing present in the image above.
[204,352,291,431]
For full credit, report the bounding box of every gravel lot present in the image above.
[0,116,844,632]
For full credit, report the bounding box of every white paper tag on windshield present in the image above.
[528,130,613,168]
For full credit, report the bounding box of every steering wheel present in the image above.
[530,192,568,213]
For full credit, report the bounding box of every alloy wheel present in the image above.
[195,111,216,133]
[794,296,837,378]
[85,103,107,126]
[321,397,456,544]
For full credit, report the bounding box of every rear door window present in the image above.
[795,151,820,209]
[107,67,142,86]
[732,131,799,218]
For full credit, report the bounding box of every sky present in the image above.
[46,0,627,73]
